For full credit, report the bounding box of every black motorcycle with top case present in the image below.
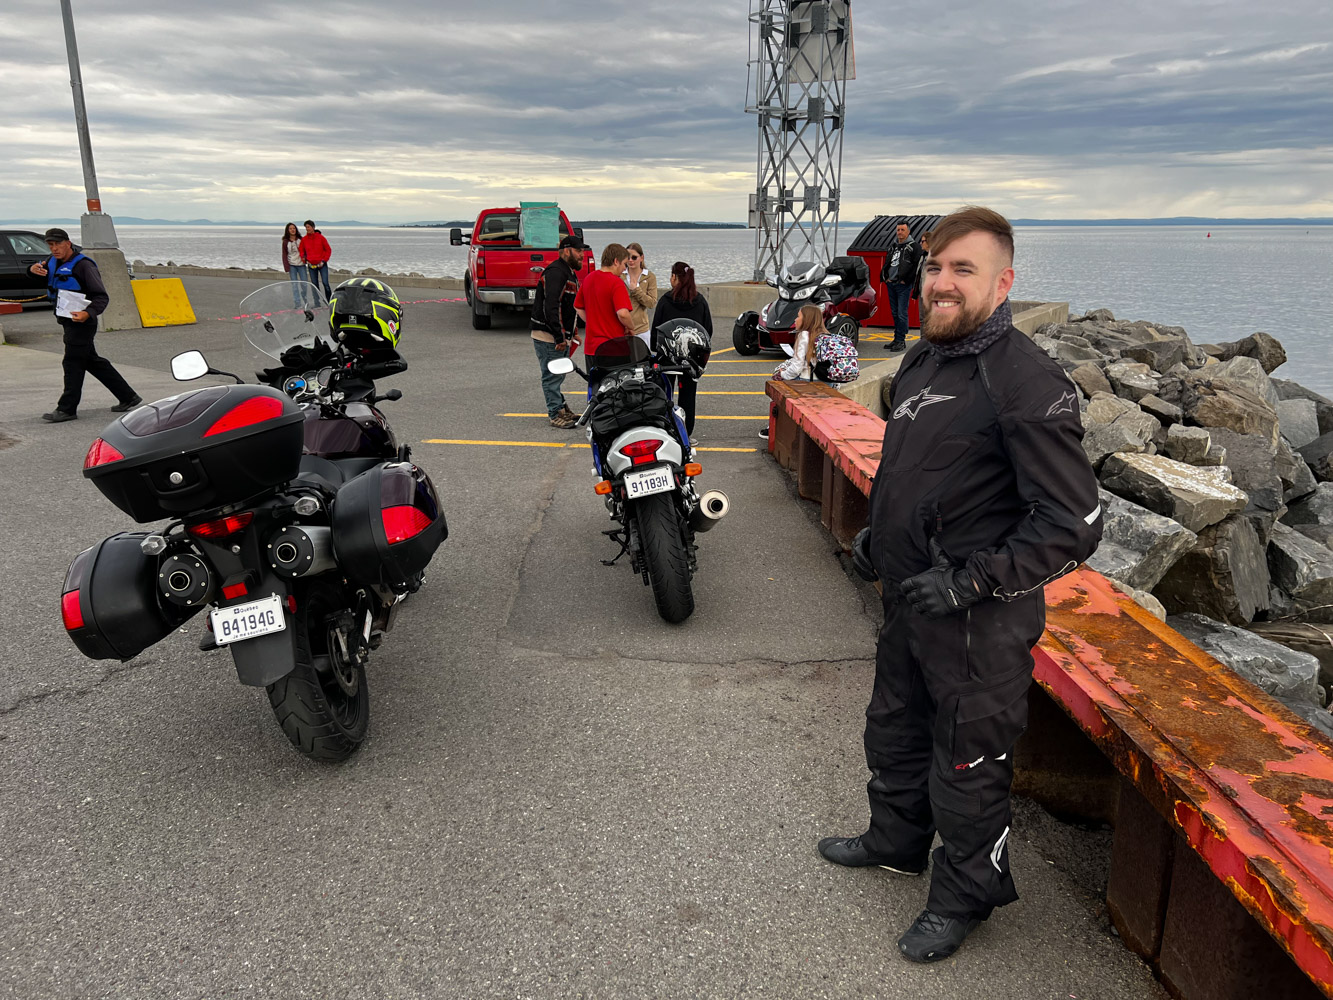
[61,280,446,761]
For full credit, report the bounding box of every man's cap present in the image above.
[558,235,589,250]
[43,227,71,243]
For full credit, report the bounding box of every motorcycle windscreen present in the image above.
[588,335,651,368]
[239,282,332,364]
[763,297,805,332]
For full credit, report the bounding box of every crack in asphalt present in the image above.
[499,449,572,632]
[501,644,874,672]
[0,656,159,717]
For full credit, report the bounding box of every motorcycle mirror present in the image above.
[765,276,779,288]
[547,358,575,375]
[171,350,209,381]
[821,274,841,286]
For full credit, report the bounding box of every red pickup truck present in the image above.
[451,208,595,330]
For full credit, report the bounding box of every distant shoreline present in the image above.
[4,216,1331,229]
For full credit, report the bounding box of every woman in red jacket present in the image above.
[299,220,333,301]
[281,223,309,307]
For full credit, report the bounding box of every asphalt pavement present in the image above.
[0,278,1165,999]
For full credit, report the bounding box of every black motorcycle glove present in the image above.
[900,540,984,619]
[851,527,878,582]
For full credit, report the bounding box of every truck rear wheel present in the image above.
[471,293,491,330]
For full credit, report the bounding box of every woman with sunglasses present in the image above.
[624,242,658,348]
[651,260,713,443]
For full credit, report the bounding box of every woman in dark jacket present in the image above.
[651,261,712,440]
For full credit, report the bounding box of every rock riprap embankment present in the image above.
[1035,309,1333,735]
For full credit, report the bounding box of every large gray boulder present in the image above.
[1168,612,1320,706]
[1277,398,1321,449]
[1284,482,1333,528]
[1299,431,1333,483]
[1276,436,1319,504]
[1202,332,1288,374]
[1155,516,1270,624]
[1105,361,1161,403]
[1069,363,1112,398]
[1207,428,1286,543]
[1086,489,1197,591]
[1272,378,1333,436]
[1268,523,1333,611]
[1084,391,1141,426]
[1181,375,1280,446]
[1208,356,1280,409]
[1138,393,1183,426]
[1163,424,1211,464]
[1035,335,1106,365]
[1121,337,1191,373]
[1082,422,1152,470]
[1100,452,1248,532]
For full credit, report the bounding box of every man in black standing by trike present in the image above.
[824,206,1103,962]
[881,220,925,353]
[29,227,140,422]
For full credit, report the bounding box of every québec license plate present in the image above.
[623,465,673,499]
[210,594,286,646]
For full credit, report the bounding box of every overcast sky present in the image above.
[3,1,1330,224]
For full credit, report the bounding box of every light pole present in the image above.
[58,0,140,330]
[60,0,117,250]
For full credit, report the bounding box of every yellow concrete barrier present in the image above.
[130,278,196,327]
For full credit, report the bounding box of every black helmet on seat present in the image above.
[329,277,402,351]
[655,318,712,378]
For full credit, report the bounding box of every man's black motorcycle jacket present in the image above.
[868,309,1103,596]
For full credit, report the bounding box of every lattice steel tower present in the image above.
[746,0,853,281]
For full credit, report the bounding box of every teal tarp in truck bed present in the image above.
[519,202,560,248]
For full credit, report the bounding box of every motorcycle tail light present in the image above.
[382,505,432,544]
[621,440,662,467]
[222,582,248,600]
[203,396,284,437]
[83,438,125,469]
[187,511,254,540]
[61,590,84,631]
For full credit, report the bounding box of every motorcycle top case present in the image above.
[331,461,447,593]
[82,384,305,522]
[61,532,200,661]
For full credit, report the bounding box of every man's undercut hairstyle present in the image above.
[929,206,1014,263]
[601,243,630,267]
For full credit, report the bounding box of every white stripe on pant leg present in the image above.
[990,826,1010,872]
[1084,504,1102,525]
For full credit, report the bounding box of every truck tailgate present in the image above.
[480,249,556,289]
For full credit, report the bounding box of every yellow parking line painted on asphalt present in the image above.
[419,439,757,453]
[697,391,766,395]
[701,372,773,377]
[500,412,765,420]
[711,347,736,356]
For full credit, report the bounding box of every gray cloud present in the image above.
[2,0,1329,221]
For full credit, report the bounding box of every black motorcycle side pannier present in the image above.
[82,384,305,522]
[61,532,200,661]
[331,462,446,593]
[589,380,671,439]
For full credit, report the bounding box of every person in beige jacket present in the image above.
[624,242,658,347]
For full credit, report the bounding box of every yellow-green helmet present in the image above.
[329,277,403,351]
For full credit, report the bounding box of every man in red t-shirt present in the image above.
[574,243,634,358]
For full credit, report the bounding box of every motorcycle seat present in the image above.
[295,455,385,493]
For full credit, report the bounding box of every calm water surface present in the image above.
[14,223,1331,394]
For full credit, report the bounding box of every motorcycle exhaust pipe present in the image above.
[267,525,336,579]
[159,552,214,608]
[689,489,730,533]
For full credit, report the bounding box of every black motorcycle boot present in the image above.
[816,835,924,875]
[897,909,981,963]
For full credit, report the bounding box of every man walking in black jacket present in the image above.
[880,221,924,353]
[29,228,140,422]
[531,235,588,428]
[825,206,1103,962]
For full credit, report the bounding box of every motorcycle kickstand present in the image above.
[601,528,631,567]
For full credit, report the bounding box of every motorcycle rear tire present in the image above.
[634,492,695,624]
[265,582,370,762]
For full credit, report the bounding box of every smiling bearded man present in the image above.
[821,206,1104,964]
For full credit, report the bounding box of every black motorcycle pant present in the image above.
[862,588,1044,921]
[57,318,136,415]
